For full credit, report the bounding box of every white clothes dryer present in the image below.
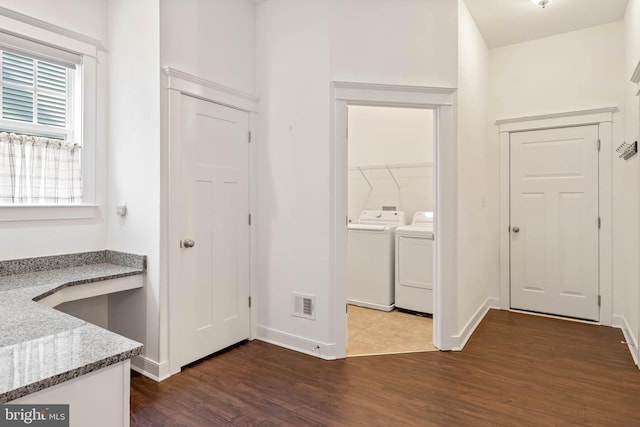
[348,210,406,311]
[395,211,434,314]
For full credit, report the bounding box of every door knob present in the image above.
[182,239,195,248]
[512,226,520,233]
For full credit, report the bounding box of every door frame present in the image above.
[330,82,457,356]
[497,107,617,326]
[163,68,259,376]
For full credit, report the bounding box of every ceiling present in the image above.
[464,0,629,48]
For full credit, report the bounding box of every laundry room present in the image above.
[346,105,436,356]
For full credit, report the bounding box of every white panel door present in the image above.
[177,94,250,367]
[510,125,599,321]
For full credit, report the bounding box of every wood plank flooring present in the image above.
[130,309,640,426]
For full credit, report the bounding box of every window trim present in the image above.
[0,204,98,222]
[0,8,99,220]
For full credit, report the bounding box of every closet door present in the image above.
[172,94,251,368]
[510,125,599,321]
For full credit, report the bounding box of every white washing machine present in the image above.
[395,211,434,314]
[348,210,406,311]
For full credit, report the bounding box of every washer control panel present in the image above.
[358,210,406,225]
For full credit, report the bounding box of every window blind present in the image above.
[1,50,68,129]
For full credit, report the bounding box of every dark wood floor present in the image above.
[130,309,640,426]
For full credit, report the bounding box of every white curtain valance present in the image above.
[0,132,82,204]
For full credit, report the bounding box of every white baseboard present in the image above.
[130,355,171,382]
[347,299,394,312]
[256,325,336,360]
[451,297,499,351]
[612,314,639,367]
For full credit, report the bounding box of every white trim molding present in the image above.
[37,275,142,308]
[332,81,456,106]
[256,326,336,361]
[0,204,98,222]
[451,298,499,351]
[330,82,458,356]
[612,315,639,367]
[131,356,171,382]
[163,68,259,113]
[496,107,618,133]
[498,108,615,327]
[0,6,103,53]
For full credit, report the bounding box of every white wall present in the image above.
[107,0,162,367]
[489,20,632,339]
[158,0,257,373]
[0,0,109,260]
[490,22,625,119]
[347,106,434,222]
[330,0,457,87]
[457,0,497,334]
[255,0,333,349]
[623,0,640,360]
[0,0,107,42]
[255,0,458,355]
[160,0,256,95]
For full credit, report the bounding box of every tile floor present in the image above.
[347,305,437,356]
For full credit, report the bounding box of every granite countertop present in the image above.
[0,251,145,403]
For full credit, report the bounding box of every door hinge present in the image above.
[598,217,601,229]
[597,139,601,152]
[598,295,601,307]
[249,296,252,308]
[248,213,252,226]
[248,131,252,143]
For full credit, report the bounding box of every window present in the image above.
[0,31,86,206]
[2,51,72,136]
[0,11,98,219]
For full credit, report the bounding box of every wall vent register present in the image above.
[292,292,316,320]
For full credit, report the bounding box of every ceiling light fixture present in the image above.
[531,0,551,8]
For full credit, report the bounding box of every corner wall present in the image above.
[455,0,498,345]
[107,0,162,373]
[622,0,640,363]
[255,0,334,353]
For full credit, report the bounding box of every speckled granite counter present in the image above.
[0,251,145,403]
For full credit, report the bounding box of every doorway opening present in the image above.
[345,105,436,356]
[330,82,458,359]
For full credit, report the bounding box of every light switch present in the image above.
[116,201,127,216]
